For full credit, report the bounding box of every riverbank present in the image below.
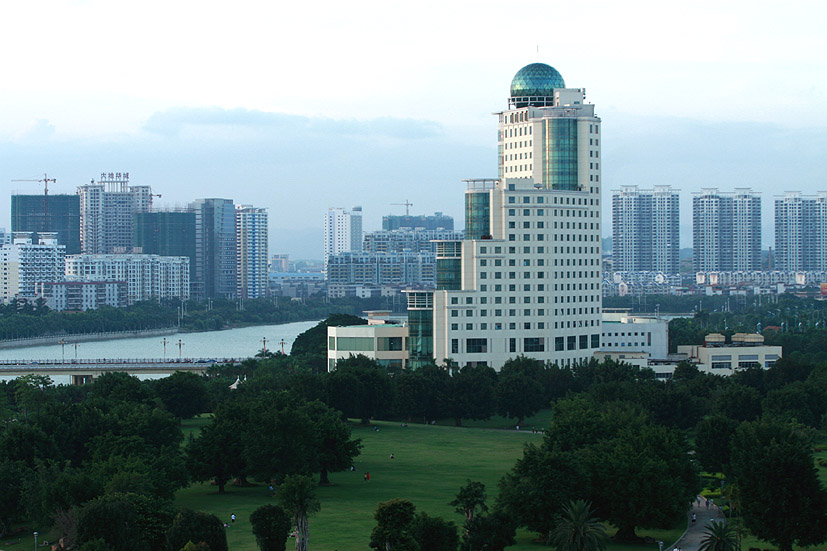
[0,327,179,350]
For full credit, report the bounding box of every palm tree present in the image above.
[549,500,608,551]
[277,475,321,551]
[698,520,737,551]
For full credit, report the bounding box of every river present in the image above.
[0,320,320,362]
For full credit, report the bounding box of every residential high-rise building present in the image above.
[78,172,153,254]
[133,210,197,269]
[382,212,454,231]
[235,205,269,299]
[11,194,81,254]
[324,206,362,271]
[406,62,603,369]
[191,198,236,299]
[775,192,827,271]
[612,185,679,274]
[693,188,761,272]
[0,232,66,302]
[364,228,465,254]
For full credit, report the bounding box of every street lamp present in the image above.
[33,531,38,550]
[161,337,168,362]
[261,337,267,356]
[177,339,184,359]
[59,339,66,364]
[73,342,79,359]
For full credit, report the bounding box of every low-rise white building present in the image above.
[600,309,669,359]
[678,332,781,376]
[65,253,190,304]
[36,280,127,311]
[327,311,409,371]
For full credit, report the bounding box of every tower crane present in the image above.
[391,200,414,216]
[11,173,56,196]
[149,193,162,212]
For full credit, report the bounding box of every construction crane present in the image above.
[11,173,56,196]
[391,200,414,216]
[149,193,162,212]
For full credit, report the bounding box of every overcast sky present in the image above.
[2,0,826,258]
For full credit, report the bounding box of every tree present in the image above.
[729,418,827,551]
[711,383,762,422]
[694,415,739,473]
[153,371,209,420]
[462,510,516,551]
[450,481,488,523]
[326,356,393,424]
[277,475,320,551]
[496,356,547,424]
[698,520,737,551]
[496,445,585,541]
[370,499,419,551]
[548,500,607,551]
[75,494,142,551]
[166,509,228,551]
[243,400,317,481]
[250,504,292,551]
[0,460,26,537]
[447,365,497,427]
[301,400,362,485]
[409,512,458,551]
[186,416,245,494]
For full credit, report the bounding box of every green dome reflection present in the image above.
[510,63,565,107]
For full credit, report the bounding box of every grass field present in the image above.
[176,415,684,551]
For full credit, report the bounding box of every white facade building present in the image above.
[600,309,669,359]
[612,186,679,274]
[327,311,409,371]
[407,63,602,369]
[236,205,269,299]
[678,333,781,376]
[324,206,363,271]
[775,192,827,271]
[78,172,153,254]
[65,254,190,304]
[0,232,66,302]
[36,280,127,311]
[693,188,761,272]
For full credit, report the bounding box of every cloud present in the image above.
[143,107,443,140]
[14,119,56,142]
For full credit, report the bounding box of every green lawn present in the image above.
[176,417,683,551]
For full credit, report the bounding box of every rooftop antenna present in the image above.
[391,200,414,216]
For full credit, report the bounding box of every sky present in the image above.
[2,0,826,258]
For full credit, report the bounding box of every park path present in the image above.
[666,495,723,551]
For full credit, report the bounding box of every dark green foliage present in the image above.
[763,380,827,427]
[186,416,244,494]
[276,475,320,551]
[0,460,26,537]
[729,418,827,551]
[326,355,392,424]
[290,313,367,371]
[497,445,585,540]
[153,372,209,420]
[694,415,739,473]
[462,509,517,551]
[448,365,497,427]
[450,480,488,522]
[548,499,607,551]
[0,422,58,466]
[698,520,738,551]
[502,397,698,541]
[711,383,762,422]
[496,356,547,424]
[166,509,228,551]
[393,363,450,423]
[250,504,291,551]
[369,499,419,551]
[409,512,458,551]
[75,494,144,551]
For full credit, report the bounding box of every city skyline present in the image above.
[2,1,826,257]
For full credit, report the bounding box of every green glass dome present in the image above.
[510,63,565,107]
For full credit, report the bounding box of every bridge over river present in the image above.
[0,358,243,385]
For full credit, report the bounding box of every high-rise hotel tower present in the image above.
[407,63,603,369]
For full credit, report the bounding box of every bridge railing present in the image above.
[0,358,242,367]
